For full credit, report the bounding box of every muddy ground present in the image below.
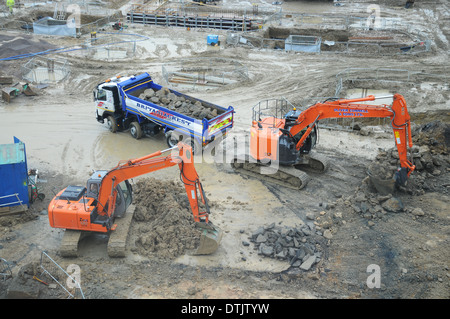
[0,0,449,302]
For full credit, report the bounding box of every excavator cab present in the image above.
[87,171,133,220]
[284,109,318,155]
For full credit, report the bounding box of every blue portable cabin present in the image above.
[0,137,29,210]
[207,35,219,46]
[116,73,234,149]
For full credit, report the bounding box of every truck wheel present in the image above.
[184,137,201,155]
[165,130,180,148]
[107,116,117,133]
[130,122,142,139]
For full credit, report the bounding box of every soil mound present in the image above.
[0,35,57,60]
[130,178,204,259]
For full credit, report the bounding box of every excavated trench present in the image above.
[162,58,249,91]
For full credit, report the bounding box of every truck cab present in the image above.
[94,76,130,131]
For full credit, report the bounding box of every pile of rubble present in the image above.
[138,87,220,120]
[248,222,330,271]
[412,120,449,155]
[376,121,449,193]
[335,121,450,222]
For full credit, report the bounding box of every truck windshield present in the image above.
[97,89,107,101]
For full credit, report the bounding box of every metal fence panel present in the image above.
[39,251,85,299]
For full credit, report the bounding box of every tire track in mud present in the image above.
[59,138,71,178]
[91,134,107,170]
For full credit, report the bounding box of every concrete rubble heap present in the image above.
[249,222,329,271]
[138,87,219,120]
[343,120,450,222]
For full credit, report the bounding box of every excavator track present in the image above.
[231,154,311,190]
[59,229,83,258]
[59,205,136,258]
[107,204,136,258]
[300,152,330,172]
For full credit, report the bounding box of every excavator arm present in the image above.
[288,94,415,183]
[97,142,210,224]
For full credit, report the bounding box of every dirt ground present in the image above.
[0,0,449,301]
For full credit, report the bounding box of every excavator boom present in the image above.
[290,94,415,181]
[97,144,210,224]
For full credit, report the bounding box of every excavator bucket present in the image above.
[1,87,20,103]
[192,223,223,255]
[367,168,396,195]
[22,83,37,96]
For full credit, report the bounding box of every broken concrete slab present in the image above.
[300,255,317,271]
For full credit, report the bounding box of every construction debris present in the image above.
[168,71,236,87]
[1,82,37,102]
[249,223,329,271]
[340,121,450,222]
[0,76,13,85]
[1,87,20,103]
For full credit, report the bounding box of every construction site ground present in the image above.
[0,0,449,302]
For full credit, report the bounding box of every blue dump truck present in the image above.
[94,73,234,152]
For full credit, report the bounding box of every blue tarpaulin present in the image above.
[33,16,76,38]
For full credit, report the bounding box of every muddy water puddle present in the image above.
[93,131,168,166]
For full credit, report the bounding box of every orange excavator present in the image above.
[48,142,222,257]
[232,94,415,189]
